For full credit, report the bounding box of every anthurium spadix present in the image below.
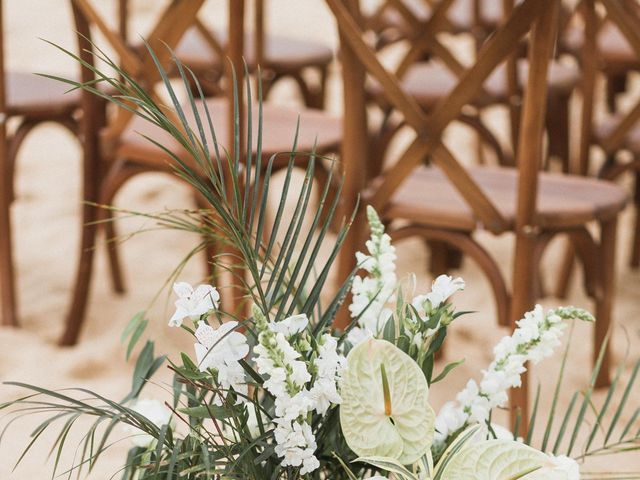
[340,338,435,465]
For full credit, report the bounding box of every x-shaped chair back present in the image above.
[72,0,206,144]
[329,0,558,241]
[331,0,560,432]
[578,0,640,173]
[362,0,521,169]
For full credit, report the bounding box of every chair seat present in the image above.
[563,22,640,73]
[391,59,579,109]
[386,166,628,231]
[6,71,80,117]
[118,97,342,168]
[174,27,333,74]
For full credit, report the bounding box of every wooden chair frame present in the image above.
[61,0,209,345]
[556,0,640,297]
[329,0,619,433]
[0,1,82,328]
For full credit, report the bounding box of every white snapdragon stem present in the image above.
[434,305,594,446]
[253,307,319,474]
[348,206,397,344]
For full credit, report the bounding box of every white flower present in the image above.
[424,275,465,308]
[434,305,593,447]
[129,398,173,448]
[269,313,309,336]
[545,454,580,479]
[309,377,342,415]
[194,321,249,371]
[349,207,397,338]
[434,401,467,443]
[169,282,219,327]
[193,321,248,404]
[347,326,373,346]
[289,360,312,387]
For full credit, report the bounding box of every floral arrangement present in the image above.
[1,45,638,479]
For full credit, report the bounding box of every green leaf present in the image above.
[431,358,465,384]
[355,455,420,480]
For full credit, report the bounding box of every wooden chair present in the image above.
[365,0,579,176]
[329,0,627,433]
[0,1,84,327]
[555,0,640,298]
[562,4,640,113]
[62,0,342,345]
[120,0,333,109]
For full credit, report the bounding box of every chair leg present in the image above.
[59,201,99,346]
[0,143,17,327]
[631,171,640,269]
[605,73,627,113]
[546,91,571,171]
[594,218,617,388]
[509,233,543,435]
[104,209,126,294]
[555,238,575,299]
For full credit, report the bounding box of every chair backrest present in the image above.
[71,0,206,143]
[331,0,557,234]
[578,0,640,173]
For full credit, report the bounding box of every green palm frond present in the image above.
[41,37,356,329]
[525,329,640,470]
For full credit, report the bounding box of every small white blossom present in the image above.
[269,313,309,337]
[194,321,249,371]
[169,282,219,327]
[193,321,248,404]
[349,207,397,340]
[129,398,173,448]
[545,454,580,479]
[413,275,465,315]
[434,305,594,447]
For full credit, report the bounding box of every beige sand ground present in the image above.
[0,1,638,477]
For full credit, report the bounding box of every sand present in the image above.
[0,0,639,477]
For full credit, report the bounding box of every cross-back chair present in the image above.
[365,0,579,177]
[119,0,333,109]
[0,1,84,328]
[62,0,342,345]
[329,0,627,432]
[562,1,640,113]
[556,0,640,298]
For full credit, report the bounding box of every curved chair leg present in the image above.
[194,192,219,283]
[104,208,126,294]
[554,238,574,299]
[0,130,17,327]
[594,218,617,388]
[291,65,329,110]
[631,170,640,269]
[60,160,142,346]
[60,185,101,346]
[390,225,511,327]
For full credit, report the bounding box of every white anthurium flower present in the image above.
[437,438,579,479]
[169,282,220,327]
[194,321,249,372]
[129,398,173,448]
[269,313,309,337]
[340,338,435,465]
